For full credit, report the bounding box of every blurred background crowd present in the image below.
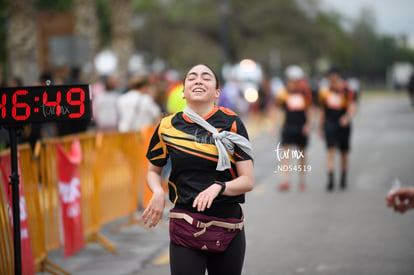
[0,0,413,149]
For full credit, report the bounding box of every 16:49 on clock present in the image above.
[0,84,92,124]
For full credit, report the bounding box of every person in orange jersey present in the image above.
[142,64,254,275]
[319,67,357,191]
[275,65,314,191]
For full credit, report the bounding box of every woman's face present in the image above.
[330,75,345,92]
[183,64,220,105]
[286,79,298,93]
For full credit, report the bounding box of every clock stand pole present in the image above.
[7,125,22,275]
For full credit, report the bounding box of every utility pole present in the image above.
[219,0,231,66]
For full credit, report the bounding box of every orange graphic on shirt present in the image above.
[326,92,344,110]
[286,94,306,111]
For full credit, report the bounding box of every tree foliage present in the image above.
[96,0,112,47]
[34,0,72,11]
[0,0,413,83]
[130,0,414,79]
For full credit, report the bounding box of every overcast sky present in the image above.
[320,0,414,37]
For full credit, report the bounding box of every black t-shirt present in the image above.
[276,85,312,127]
[146,106,252,205]
[319,86,355,123]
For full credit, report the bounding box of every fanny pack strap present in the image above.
[169,211,244,237]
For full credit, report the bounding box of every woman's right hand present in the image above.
[193,183,222,212]
[142,190,165,228]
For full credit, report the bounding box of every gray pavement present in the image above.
[38,92,414,275]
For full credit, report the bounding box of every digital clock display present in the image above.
[0,84,92,124]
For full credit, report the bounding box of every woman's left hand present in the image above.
[339,115,350,127]
[193,183,222,212]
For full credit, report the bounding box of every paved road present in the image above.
[39,92,414,275]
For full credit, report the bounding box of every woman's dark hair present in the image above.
[183,64,220,89]
[327,66,341,76]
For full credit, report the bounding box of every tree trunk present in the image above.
[7,0,39,85]
[73,0,99,82]
[110,0,134,85]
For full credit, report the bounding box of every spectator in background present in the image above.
[117,74,161,132]
[252,73,274,131]
[318,67,357,191]
[218,75,240,111]
[93,73,121,131]
[7,76,23,87]
[151,73,168,115]
[255,74,273,115]
[66,66,82,85]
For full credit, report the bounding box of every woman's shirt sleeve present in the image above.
[146,121,169,167]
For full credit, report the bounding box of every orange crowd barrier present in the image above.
[0,125,158,273]
[0,144,70,274]
[39,132,117,254]
[111,125,158,232]
[94,131,134,225]
[18,144,69,274]
[93,130,140,234]
[111,130,146,232]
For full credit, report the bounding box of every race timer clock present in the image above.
[0,84,92,124]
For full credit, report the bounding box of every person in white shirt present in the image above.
[117,75,161,132]
[93,73,121,131]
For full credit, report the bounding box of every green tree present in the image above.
[96,0,112,48]
[35,0,72,11]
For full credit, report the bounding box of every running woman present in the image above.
[275,65,314,191]
[318,67,357,191]
[142,64,254,275]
